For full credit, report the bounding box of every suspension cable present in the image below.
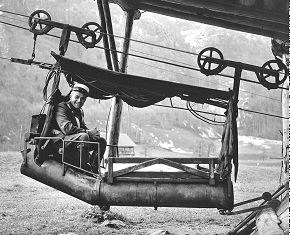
[0,14,28,23]
[0,54,287,120]
[0,16,287,90]
[0,9,29,18]
[131,59,282,103]
[153,103,287,120]
[0,18,288,94]
[0,9,199,56]
[186,102,225,125]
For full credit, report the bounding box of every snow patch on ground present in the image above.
[158,140,174,149]
[132,123,142,131]
[171,148,192,154]
[158,141,192,154]
[239,135,281,148]
[198,127,221,138]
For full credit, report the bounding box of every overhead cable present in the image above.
[153,104,287,120]
[0,19,287,93]
[186,102,225,125]
[0,54,287,120]
[131,59,281,103]
[0,9,200,56]
[0,15,287,90]
[0,9,29,18]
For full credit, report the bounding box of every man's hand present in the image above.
[87,128,100,141]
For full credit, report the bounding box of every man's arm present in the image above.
[55,104,86,135]
[80,109,88,130]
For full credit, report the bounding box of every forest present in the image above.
[0,0,284,151]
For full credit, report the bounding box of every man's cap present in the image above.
[72,83,90,96]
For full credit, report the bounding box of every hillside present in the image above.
[0,0,284,151]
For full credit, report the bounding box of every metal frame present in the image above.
[24,136,101,177]
[62,139,100,176]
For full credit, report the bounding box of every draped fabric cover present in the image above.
[52,52,230,108]
[216,96,238,181]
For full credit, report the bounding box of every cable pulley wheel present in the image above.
[28,10,52,35]
[258,59,288,90]
[77,22,103,48]
[197,47,225,76]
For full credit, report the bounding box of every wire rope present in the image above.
[154,104,224,117]
[0,20,288,119]
[0,9,29,18]
[1,9,200,56]
[0,16,287,90]
[238,107,287,120]
[0,54,286,120]
[0,14,28,23]
[186,102,225,125]
[131,59,282,103]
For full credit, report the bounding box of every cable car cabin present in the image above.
[21,53,239,211]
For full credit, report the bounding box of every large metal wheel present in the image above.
[28,10,52,35]
[77,22,103,48]
[197,47,225,76]
[258,59,288,89]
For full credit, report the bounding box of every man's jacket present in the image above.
[51,101,88,139]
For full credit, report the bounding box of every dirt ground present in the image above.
[0,151,283,235]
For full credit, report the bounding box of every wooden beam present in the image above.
[119,10,135,72]
[137,0,287,24]
[97,0,113,70]
[209,158,215,185]
[112,158,161,177]
[123,0,287,40]
[102,0,119,71]
[103,1,136,158]
[107,156,114,183]
[135,0,287,31]
[108,171,210,179]
[159,158,209,178]
[137,1,287,37]
[109,0,137,12]
[113,177,210,183]
[281,55,289,183]
[254,207,284,235]
[276,192,289,233]
[112,157,220,164]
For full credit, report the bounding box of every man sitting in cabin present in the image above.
[51,83,107,173]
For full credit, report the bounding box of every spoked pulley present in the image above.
[28,10,53,35]
[197,47,226,76]
[28,10,103,50]
[258,59,288,90]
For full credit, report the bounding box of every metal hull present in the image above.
[21,152,233,209]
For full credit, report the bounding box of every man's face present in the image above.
[70,90,87,109]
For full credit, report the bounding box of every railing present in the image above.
[61,139,100,177]
[105,156,220,185]
[24,136,101,177]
